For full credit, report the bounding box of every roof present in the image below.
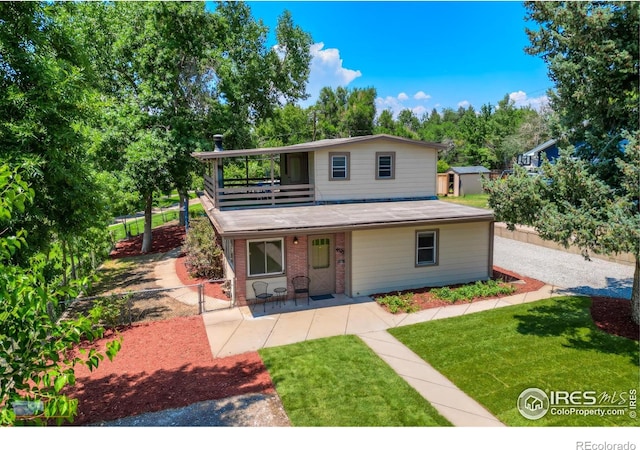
[192,134,447,161]
[448,166,490,175]
[201,199,494,238]
[522,139,558,157]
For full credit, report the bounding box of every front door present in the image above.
[308,234,335,296]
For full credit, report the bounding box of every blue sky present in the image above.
[235,1,553,116]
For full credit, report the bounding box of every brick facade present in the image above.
[230,233,346,305]
[334,232,345,294]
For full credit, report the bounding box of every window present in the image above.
[416,230,438,266]
[248,238,284,276]
[329,152,350,180]
[376,152,395,179]
[224,238,235,269]
[311,238,330,269]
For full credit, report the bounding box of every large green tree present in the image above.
[71,1,312,253]
[0,164,120,425]
[524,1,639,186]
[486,1,640,324]
[0,2,111,268]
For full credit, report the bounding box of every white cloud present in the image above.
[376,90,434,118]
[457,100,471,109]
[412,105,428,117]
[375,96,405,117]
[303,42,362,104]
[508,90,549,110]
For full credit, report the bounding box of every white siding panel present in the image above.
[350,222,491,296]
[314,140,437,202]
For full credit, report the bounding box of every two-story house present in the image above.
[193,134,495,306]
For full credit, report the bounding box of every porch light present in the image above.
[293,236,299,245]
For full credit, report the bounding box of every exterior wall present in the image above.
[313,140,437,202]
[349,221,492,297]
[231,234,347,304]
[334,232,346,294]
[458,173,486,196]
[233,238,248,304]
[285,235,308,297]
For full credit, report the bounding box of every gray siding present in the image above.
[313,140,437,202]
[350,222,491,296]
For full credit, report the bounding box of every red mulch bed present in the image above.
[63,316,273,426]
[591,297,639,341]
[109,224,186,258]
[372,266,546,310]
[174,253,229,301]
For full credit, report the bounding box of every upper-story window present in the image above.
[376,152,395,179]
[329,152,350,180]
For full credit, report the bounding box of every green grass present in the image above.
[258,335,452,426]
[154,191,198,209]
[108,203,204,242]
[438,193,490,209]
[389,296,639,426]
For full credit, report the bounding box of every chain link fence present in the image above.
[61,283,232,327]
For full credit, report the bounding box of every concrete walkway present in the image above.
[154,248,563,426]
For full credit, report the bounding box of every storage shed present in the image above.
[442,166,490,197]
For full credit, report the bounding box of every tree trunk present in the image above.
[141,193,153,253]
[632,257,639,326]
[61,239,68,286]
[178,189,188,226]
[70,241,77,280]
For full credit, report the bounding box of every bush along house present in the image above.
[193,134,495,306]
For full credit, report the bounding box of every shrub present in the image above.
[90,294,131,328]
[376,292,418,314]
[184,217,223,279]
[431,280,516,303]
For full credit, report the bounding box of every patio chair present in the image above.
[292,276,310,305]
[252,281,272,312]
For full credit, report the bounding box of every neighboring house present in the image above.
[517,139,560,171]
[193,134,494,306]
[438,166,490,197]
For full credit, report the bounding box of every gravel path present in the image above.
[493,236,634,299]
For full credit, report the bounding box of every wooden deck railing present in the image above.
[203,176,314,209]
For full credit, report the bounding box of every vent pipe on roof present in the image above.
[213,134,223,152]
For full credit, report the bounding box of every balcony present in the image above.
[204,175,314,210]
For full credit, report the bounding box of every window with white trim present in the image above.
[329,152,350,180]
[376,152,395,179]
[248,238,284,276]
[416,230,438,266]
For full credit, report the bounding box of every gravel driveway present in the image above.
[493,236,634,299]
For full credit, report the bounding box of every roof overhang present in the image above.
[192,134,447,162]
[202,199,494,239]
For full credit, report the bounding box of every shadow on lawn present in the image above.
[513,296,639,365]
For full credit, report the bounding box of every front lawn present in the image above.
[438,193,490,209]
[258,334,451,426]
[389,296,639,426]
